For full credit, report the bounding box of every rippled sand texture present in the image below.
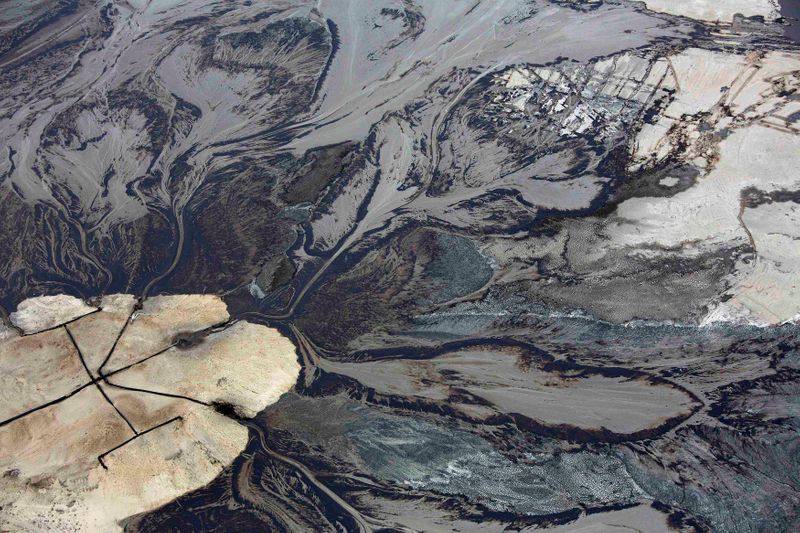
[0,294,299,531]
[1,0,800,532]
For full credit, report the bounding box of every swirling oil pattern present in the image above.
[1,0,800,532]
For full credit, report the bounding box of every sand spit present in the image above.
[323,345,698,439]
[543,503,674,532]
[0,294,299,532]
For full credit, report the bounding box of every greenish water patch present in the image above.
[346,414,642,515]
[422,233,493,305]
[266,395,642,516]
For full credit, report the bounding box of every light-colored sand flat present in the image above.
[67,294,138,373]
[620,124,800,250]
[82,407,248,531]
[705,201,800,325]
[0,398,246,532]
[469,374,692,434]
[641,0,779,22]
[0,327,86,420]
[0,386,134,480]
[542,504,674,533]
[9,294,97,334]
[103,294,229,372]
[0,293,299,532]
[619,49,800,324]
[0,324,15,342]
[663,48,746,117]
[109,320,301,418]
